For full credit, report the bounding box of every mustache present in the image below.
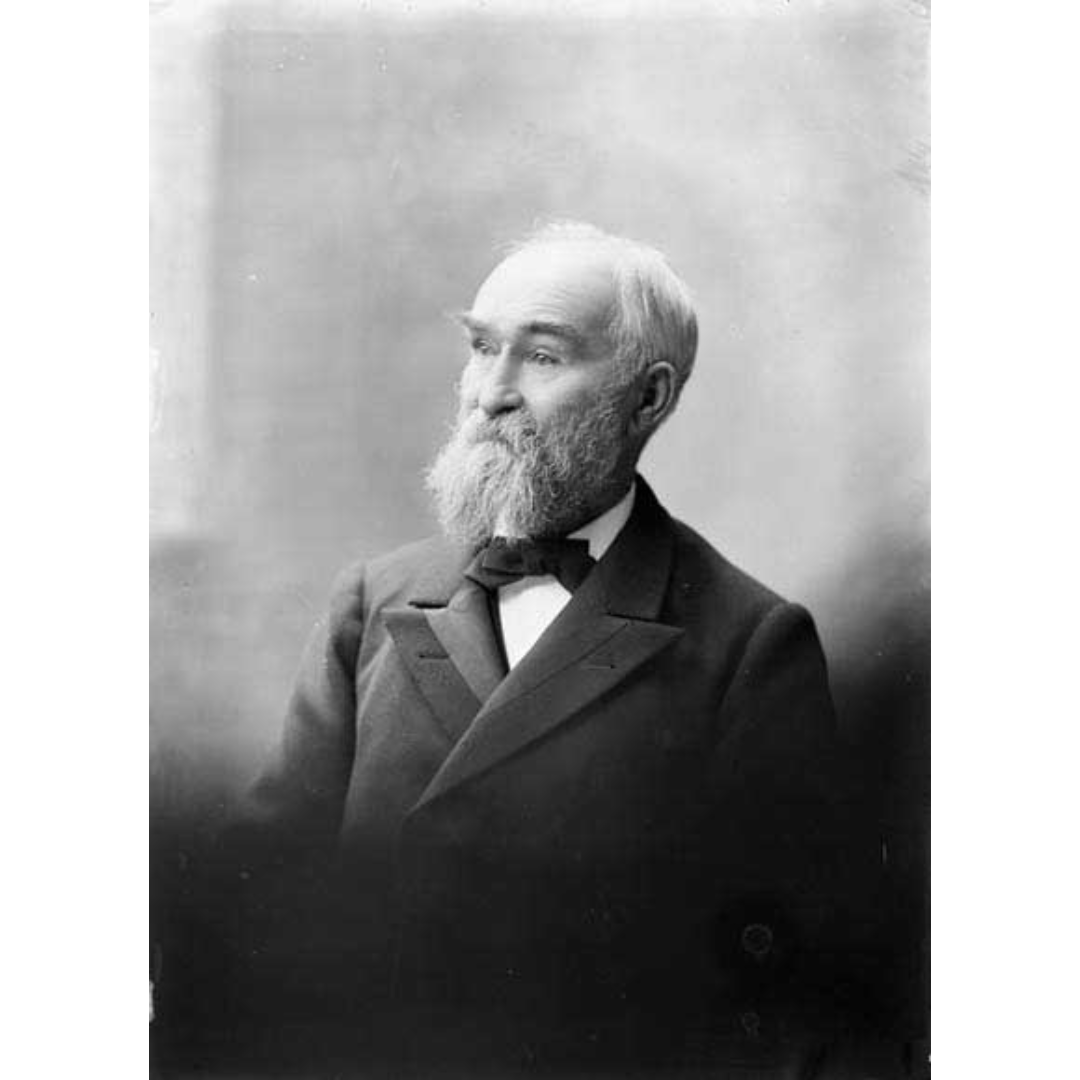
[458,408,539,451]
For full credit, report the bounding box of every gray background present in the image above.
[150,0,929,952]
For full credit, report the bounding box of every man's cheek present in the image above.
[457,364,484,403]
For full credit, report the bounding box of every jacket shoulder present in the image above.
[662,514,831,668]
[329,534,464,613]
[667,516,789,619]
[663,515,835,726]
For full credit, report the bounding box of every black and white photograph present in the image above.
[150,2,930,1076]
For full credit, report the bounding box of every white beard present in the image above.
[425,379,634,547]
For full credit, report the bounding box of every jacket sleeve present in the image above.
[705,602,875,1016]
[204,564,367,1015]
[230,561,366,875]
[714,601,842,824]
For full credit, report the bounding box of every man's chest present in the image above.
[340,609,723,859]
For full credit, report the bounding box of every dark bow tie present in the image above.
[465,537,596,594]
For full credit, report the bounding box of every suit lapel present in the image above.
[384,609,481,744]
[384,549,507,745]
[411,478,684,814]
[424,581,506,705]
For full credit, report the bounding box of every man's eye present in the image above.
[529,350,560,366]
[471,338,497,356]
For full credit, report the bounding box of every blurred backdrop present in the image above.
[151,0,928,1052]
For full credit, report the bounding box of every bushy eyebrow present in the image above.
[451,312,490,337]
[450,311,587,351]
[521,321,588,351]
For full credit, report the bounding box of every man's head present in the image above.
[426,222,698,545]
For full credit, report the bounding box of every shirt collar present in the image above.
[568,482,637,561]
[492,482,637,561]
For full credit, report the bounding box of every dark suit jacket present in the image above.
[233,477,872,1074]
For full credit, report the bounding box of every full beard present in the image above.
[425,379,634,547]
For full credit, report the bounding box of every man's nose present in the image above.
[477,353,524,417]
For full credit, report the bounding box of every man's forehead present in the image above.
[469,245,617,336]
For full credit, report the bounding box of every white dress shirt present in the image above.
[494,484,637,670]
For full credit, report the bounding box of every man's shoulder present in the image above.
[657,512,831,675]
[632,477,792,622]
[665,512,790,622]
[328,534,467,611]
[366,533,463,581]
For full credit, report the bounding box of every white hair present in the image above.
[507,221,699,405]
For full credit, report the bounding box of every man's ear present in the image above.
[631,361,678,437]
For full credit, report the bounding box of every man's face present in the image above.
[458,244,625,426]
[426,244,640,544]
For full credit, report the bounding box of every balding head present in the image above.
[504,221,698,416]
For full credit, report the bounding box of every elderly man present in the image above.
[234,223,868,1075]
